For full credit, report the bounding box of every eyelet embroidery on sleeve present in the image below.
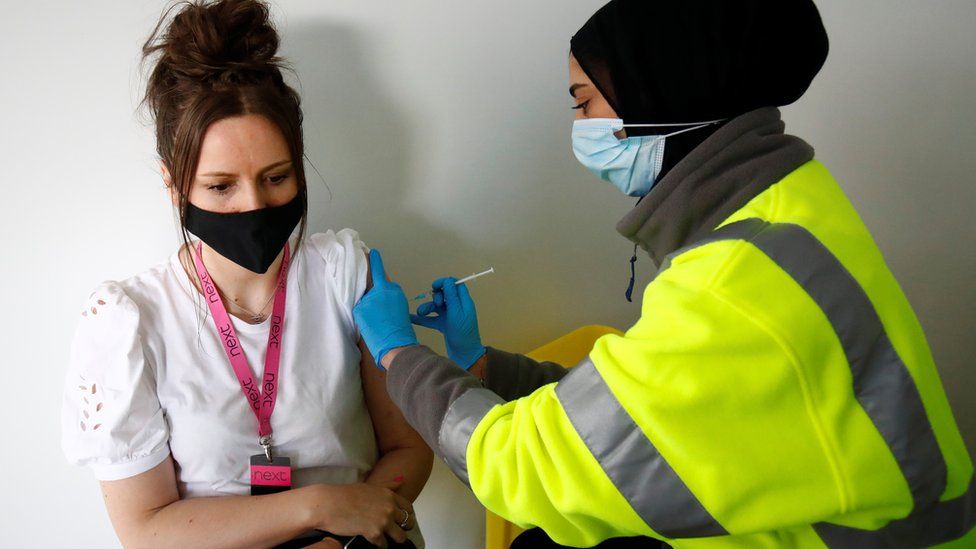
[77,375,103,432]
[81,297,107,317]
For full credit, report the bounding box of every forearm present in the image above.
[482,347,568,400]
[122,487,315,549]
[384,346,567,402]
[365,446,433,502]
[358,337,434,503]
[384,346,488,460]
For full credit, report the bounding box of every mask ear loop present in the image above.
[621,118,725,129]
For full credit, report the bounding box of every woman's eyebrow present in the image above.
[259,159,292,174]
[199,159,292,177]
[569,83,589,97]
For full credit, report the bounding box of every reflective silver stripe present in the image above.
[815,475,976,548]
[662,218,946,509]
[438,388,504,487]
[651,218,768,282]
[555,358,728,537]
[746,223,947,510]
[584,217,947,539]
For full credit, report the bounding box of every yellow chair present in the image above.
[485,325,625,549]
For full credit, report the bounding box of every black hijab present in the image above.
[570,0,828,181]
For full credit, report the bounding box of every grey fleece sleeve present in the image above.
[386,345,569,486]
[483,347,568,400]
[386,345,487,458]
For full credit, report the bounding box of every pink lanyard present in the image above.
[192,241,290,455]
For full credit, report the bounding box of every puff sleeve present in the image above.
[61,282,170,481]
[308,229,370,329]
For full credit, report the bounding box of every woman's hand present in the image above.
[306,539,344,549]
[304,481,416,548]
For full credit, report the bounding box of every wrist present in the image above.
[452,345,487,370]
[381,345,415,369]
[296,484,332,531]
[371,327,419,370]
[469,353,489,382]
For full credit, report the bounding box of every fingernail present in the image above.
[394,475,404,482]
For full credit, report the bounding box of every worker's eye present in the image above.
[571,101,590,112]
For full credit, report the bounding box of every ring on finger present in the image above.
[397,507,411,530]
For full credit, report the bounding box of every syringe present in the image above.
[412,267,495,301]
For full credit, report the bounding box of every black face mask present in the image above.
[184,192,304,274]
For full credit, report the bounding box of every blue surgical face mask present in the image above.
[572,118,722,197]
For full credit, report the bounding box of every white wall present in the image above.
[1,0,973,546]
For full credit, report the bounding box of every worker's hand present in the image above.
[411,277,486,370]
[353,250,419,368]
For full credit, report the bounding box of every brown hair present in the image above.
[142,0,308,260]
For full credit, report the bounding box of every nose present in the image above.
[239,180,271,212]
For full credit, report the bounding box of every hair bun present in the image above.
[144,0,284,88]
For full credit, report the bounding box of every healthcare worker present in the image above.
[353,0,976,547]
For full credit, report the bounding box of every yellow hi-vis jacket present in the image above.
[386,109,974,548]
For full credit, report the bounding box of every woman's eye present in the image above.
[268,174,288,185]
[208,184,231,195]
[571,101,590,111]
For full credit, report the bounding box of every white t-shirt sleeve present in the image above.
[308,229,370,317]
[61,282,170,481]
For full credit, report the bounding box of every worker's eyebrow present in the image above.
[569,83,589,98]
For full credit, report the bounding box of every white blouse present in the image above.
[61,230,380,497]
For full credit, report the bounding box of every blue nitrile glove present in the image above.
[410,277,486,370]
[353,249,419,368]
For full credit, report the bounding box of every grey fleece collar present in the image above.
[616,107,815,266]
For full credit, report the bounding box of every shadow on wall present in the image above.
[283,20,639,355]
[283,22,487,547]
[285,22,464,300]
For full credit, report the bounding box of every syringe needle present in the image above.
[412,267,495,301]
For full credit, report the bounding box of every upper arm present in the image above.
[100,455,180,546]
[359,339,427,456]
[356,248,417,454]
[483,347,568,400]
[309,230,418,453]
[307,230,371,314]
[63,283,175,542]
[62,282,170,479]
